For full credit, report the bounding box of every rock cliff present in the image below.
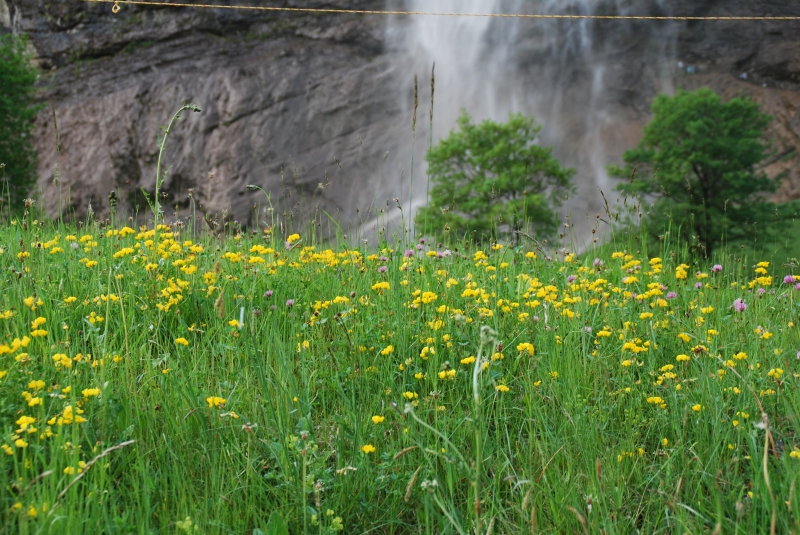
[2,0,800,236]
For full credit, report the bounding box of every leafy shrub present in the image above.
[416,111,574,241]
[610,88,780,256]
[0,33,40,211]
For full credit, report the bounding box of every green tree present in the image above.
[610,88,777,256]
[416,111,574,241]
[0,33,40,211]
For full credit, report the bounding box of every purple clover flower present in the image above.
[796,283,800,291]
[695,282,702,289]
[415,244,424,251]
[733,298,747,312]
[377,266,388,273]
[567,275,576,283]
[379,256,388,263]
[264,290,273,298]
[593,258,603,267]
[757,287,766,296]
[286,299,295,307]
[711,264,723,273]
[404,249,415,258]
[784,275,797,285]
[666,291,677,300]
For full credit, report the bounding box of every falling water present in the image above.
[390,0,678,245]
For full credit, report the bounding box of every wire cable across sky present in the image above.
[87,0,800,21]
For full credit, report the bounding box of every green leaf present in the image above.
[265,512,288,535]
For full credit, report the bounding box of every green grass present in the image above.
[0,211,799,534]
[753,217,800,262]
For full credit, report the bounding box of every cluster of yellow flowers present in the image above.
[2,218,799,525]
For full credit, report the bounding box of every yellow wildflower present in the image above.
[206,396,226,408]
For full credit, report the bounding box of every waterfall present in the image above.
[390,0,677,244]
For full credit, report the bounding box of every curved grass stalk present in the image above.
[153,102,200,242]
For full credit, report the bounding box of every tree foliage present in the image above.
[0,33,40,210]
[416,111,574,241]
[610,88,777,256]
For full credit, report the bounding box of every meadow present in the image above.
[1,208,799,534]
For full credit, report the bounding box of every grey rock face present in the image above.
[3,0,800,235]
[9,0,409,235]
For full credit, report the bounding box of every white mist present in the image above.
[390,0,677,245]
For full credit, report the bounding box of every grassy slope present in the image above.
[0,216,799,534]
